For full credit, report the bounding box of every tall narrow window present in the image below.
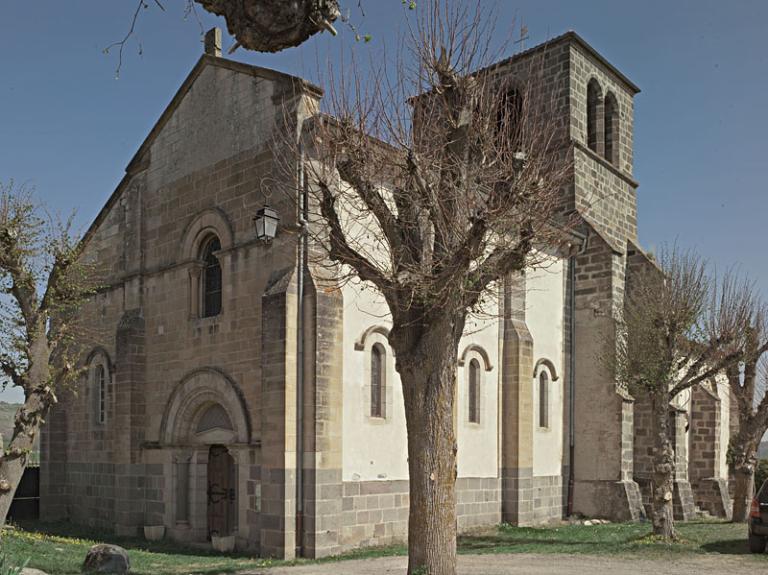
[201,236,222,317]
[496,87,522,154]
[587,79,603,154]
[468,359,481,424]
[538,371,549,428]
[370,344,385,418]
[96,364,107,425]
[604,92,619,165]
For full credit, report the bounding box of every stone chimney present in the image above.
[204,27,222,57]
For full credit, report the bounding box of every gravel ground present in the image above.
[244,553,764,575]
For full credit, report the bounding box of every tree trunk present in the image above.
[650,392,677,540]
[0,416,37,525]
[0,370,47,525]
[732,466,755,523]
[394,317,461,575]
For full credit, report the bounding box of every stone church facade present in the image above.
[41,31,733,559]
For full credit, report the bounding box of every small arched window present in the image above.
[587,79,603,154]
[604,92,619,165]
[496,87,522,153]
[370,344,385,418]
[538,370,550,428]
[95,364,107,425]
[468,359,481,424]
[201,236,222,318]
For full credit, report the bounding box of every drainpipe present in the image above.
[295,142,307,557]
[567,229,588,517]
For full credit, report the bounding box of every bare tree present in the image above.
[726,309,768,522]
[0,185,96,525]
[283,2,572,573]
[615,248,753,540]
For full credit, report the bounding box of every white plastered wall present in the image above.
[341,278,501,482]
[341,280,408,482]
[528,258,566,478]
[456,307,500,479]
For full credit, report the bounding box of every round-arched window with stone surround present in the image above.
[468,358,481,424]
[370,343,386,419]
[86,348,112,427]
[538,369,550,429]
[200,235,222,318]
[458,344,493,427]
[587,78,603,154]
[179,209,234,320]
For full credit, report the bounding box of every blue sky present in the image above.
[0,1,766,401]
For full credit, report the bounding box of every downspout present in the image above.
[567,230,588,517]
[295,142,307,557]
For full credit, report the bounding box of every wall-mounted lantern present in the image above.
[253,205,280,242]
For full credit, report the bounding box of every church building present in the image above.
[40,30,733,559]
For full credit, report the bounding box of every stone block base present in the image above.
[532,475,565,523]
[673,480,695,521]
[636,477,695,521]
[691,477,732,520]
[501,467,533,526]
[340,477,502,552]
[572,479,644,521]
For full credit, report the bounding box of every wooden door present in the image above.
[207,445,235,537]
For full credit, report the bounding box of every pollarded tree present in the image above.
[194,0,341,52]
[0,185,96,525]
[726,309,768,522]
[616,248,753,540]
[292,2,571,573]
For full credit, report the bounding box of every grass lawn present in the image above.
[459,519,753,556]
[0,520,757,574]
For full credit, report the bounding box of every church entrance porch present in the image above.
[156,368,258,552]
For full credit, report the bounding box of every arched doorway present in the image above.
[207,445,235,538]
[160,368,252,547]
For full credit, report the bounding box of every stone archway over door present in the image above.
[207,445,235,537]
[160,368,253,545]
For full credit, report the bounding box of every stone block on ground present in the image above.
[82,544,130,574]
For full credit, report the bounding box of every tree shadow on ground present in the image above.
[700,539,757,556]
[457,534,609,553]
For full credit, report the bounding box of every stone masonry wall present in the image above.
[569,41,638,251]
[532,475,564,523]
[340,478,501,551]
[42,55,319,551]
[689,384,732,518]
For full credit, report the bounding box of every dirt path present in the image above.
[243,553,764,575]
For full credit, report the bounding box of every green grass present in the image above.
[0,520,760,574]
[0,523,278,575]
[459,519,755,557]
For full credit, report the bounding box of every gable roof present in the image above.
[81,55,323,250]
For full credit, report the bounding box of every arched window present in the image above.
[604,92,619,165]
[496,87,522,153]
[587,79,603,154]
[96,364,107,425]
[538,370,550,428]
[468,359,481,424]
[201,236,222,318]
[370,344,385,418]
